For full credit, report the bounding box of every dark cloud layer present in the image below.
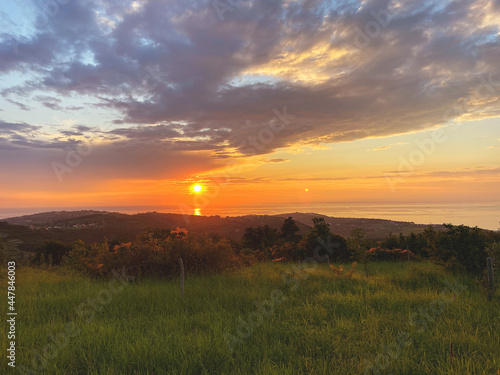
[0,0,499,180]
[0,120,40,136]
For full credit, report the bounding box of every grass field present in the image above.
[1,261,499,374]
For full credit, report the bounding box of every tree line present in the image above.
[18,217,500,279]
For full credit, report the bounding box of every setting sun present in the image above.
[193,184,202,193]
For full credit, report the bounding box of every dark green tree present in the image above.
[298,218,348,261]
[242,225,278,257]
[280,217,300,242]
[347,228,369,276]
[383,233,400,249]
[242,227,259,250]
[35,241,72,266]
[0,238,5,267]
[428,224,489,275]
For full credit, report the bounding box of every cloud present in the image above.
[0,0,499,178]
[371,145,391,151]
[0,139,225,191]
[264,158,290,163]
[5,99,30,111]
[34,95,63,111]
[0,120,40,136]
[383,167,500,179]
[487,138,500,148]
[108,124,182,140]
[425,167,500,176]
[368,142,409,151]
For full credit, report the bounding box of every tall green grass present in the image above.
[1,261,498,374]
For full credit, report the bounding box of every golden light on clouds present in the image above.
[243,42,349,84]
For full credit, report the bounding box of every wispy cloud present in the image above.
[369,142,409,151]
[5,99,30,111]
[384,167,500,179]
[264,158,290,164]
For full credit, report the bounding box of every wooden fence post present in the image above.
[487,257,494,301]
[179,258,185,299]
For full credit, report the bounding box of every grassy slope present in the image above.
[0,262,499,375]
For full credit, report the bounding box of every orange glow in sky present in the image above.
[0,0,499,218]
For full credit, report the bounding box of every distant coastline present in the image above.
[1,202,499,230]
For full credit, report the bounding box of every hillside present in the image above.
[1,210,446,255]
[0,221,50,258]
[1,212,310,254]
[3,210,110,226]
[274,213,444,239]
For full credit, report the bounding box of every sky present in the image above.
[0,0,499,213]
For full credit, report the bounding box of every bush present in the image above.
[64,240,110,276]
[65,232,240,278]
[428,225,489,276]
[270,240,299,261]
[329,261,357,278]
[367,247,414,261]
[236,248,262,267]
[241,225,278,258]
[34,240,72,266]
[298,218,349,261]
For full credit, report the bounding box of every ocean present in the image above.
[1,202,499,231]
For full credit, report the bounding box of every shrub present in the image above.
[428,224,489,276]
[270,240,299,261]
[347,228,369,276]
[0,239,5,267]
[65,232,239,278]
[298,218,349,261]
[329,262,357,278]
[367,247,414,261]
[241,225,279,258]
[65,240,110,276]
[34,240,72,266]
[280,217,300,242]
